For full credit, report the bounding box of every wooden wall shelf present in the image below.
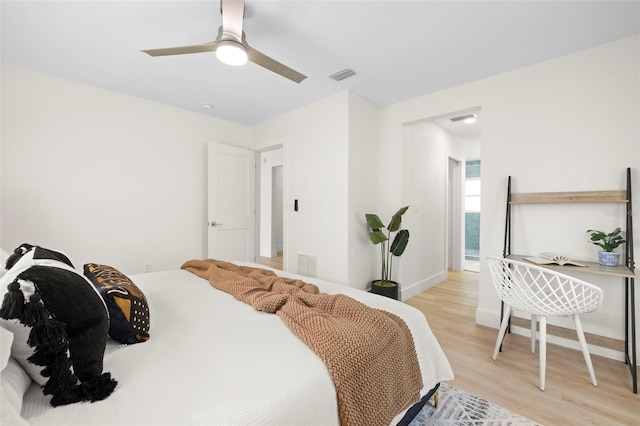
[509,190,627,204]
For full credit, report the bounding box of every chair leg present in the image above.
[530,314,537,353]
[492,304,512,360]
[574,314,598,387]
[539,316,547,391]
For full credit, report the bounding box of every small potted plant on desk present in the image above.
[587,227,627,266]
[365,206,410,300]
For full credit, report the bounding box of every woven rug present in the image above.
[409,383,539,425]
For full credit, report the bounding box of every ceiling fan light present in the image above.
[216,40,248,66]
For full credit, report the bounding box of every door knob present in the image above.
[209,221,223,227]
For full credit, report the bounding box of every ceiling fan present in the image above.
[142,0,306,83]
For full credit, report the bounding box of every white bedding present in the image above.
[19,263,453,425]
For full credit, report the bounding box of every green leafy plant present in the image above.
[365,206,410,287]
[587,227,626,252]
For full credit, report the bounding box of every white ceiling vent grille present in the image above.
[329,68,356,82]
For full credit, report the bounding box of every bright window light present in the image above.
[465,180,481,196]
[465,179,481,212]
[465,196,481,212]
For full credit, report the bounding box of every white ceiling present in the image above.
[2,0,639,135]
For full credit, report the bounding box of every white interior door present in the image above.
[208,142,255,261]
[448,157,464,271]
[272,165,284,255]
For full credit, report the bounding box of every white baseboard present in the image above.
[475,307,498,329]
[509,325,625,362]
[475,307,627,362]
[400,271,447,301]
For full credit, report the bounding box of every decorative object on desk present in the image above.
[597,251,621,267]
[525,252,586,267]
[365,206,410,300]
[587,227,626,266]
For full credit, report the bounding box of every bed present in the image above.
[1,249,454,426]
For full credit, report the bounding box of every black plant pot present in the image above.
[370,280,399,300]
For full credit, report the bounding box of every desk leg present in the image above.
[631,277,637,394]
[625,277,637,394]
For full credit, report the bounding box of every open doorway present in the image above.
[258,148,284,270]
[464,160,481,272]
[431,108,481,273]
[270,165,283,266]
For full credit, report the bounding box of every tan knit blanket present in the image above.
[181,259,423,426]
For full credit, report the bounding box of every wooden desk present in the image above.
[507,254,636,279]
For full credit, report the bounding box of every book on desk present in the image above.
[524,252,586,267]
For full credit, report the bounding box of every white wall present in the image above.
[400,121,466,299]
[253,91,379,289]
[252,92,350,284]
[380,35,640,359]
[1,64,250,274]
[347,91,379,290]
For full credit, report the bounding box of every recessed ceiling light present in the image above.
[201,102,215,110]
[450,113,477,124]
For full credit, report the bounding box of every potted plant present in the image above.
[587,227,626,266]
[365,206,410,300]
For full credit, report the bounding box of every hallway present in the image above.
[258,251,283,270]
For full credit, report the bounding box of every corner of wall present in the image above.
[475,307,498,329]
[400,271,447,301]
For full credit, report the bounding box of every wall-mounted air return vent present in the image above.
[329,68,356,82]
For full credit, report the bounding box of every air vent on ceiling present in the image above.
[330,68,356,82]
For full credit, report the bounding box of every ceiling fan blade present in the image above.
[142,42,217,57]
[221,0,245,41]
[247,47,307,83]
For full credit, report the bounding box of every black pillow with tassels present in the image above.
[0,244,117,406]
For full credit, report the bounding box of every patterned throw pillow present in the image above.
[84,264,150,344]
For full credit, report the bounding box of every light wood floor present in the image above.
[258,251,283,270]
[406,270,639,425]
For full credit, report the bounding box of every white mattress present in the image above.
[20,263,453,425]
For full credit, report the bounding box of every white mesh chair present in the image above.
[487,256,604,390]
